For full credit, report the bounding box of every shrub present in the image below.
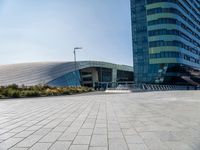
[3,88,13,97]
[21,90,40,97]
[8,89,20,98]
[12,91,20,98]
[0,94,3,98]
[45,88,61,96]
[62,89,70,95]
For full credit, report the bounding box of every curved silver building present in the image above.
[0,61,133,87]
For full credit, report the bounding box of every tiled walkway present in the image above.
[0,91,200,150]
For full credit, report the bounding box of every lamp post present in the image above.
[74,47,82,71]
[73,47,83,86]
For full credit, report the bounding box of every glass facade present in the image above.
[131,0,200,85]
[97,68,112,82]
[48,71,81,87]
[117,70,134,82]
[47,68,133,87]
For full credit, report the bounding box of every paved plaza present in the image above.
[0,91,200,150]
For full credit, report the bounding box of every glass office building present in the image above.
[131,0,200,85]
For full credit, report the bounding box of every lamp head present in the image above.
[74,47,83,50]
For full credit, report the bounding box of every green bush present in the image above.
[62,89,70,95]
[0,94,3,98]
[2,88,20,98]
[27,91,40,97]
[21,90,40,97]
[11,90,20,98]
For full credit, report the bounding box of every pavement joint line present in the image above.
[7,101,87,149]
[110,97,130,150]
[48,99,94,150]
[88,101,101,150]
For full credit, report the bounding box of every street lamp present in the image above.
[73,47,83,71]
[73,47,83,86]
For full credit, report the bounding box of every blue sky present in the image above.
[0,0,133,66]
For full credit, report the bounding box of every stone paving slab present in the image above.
[0,91,200,150]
